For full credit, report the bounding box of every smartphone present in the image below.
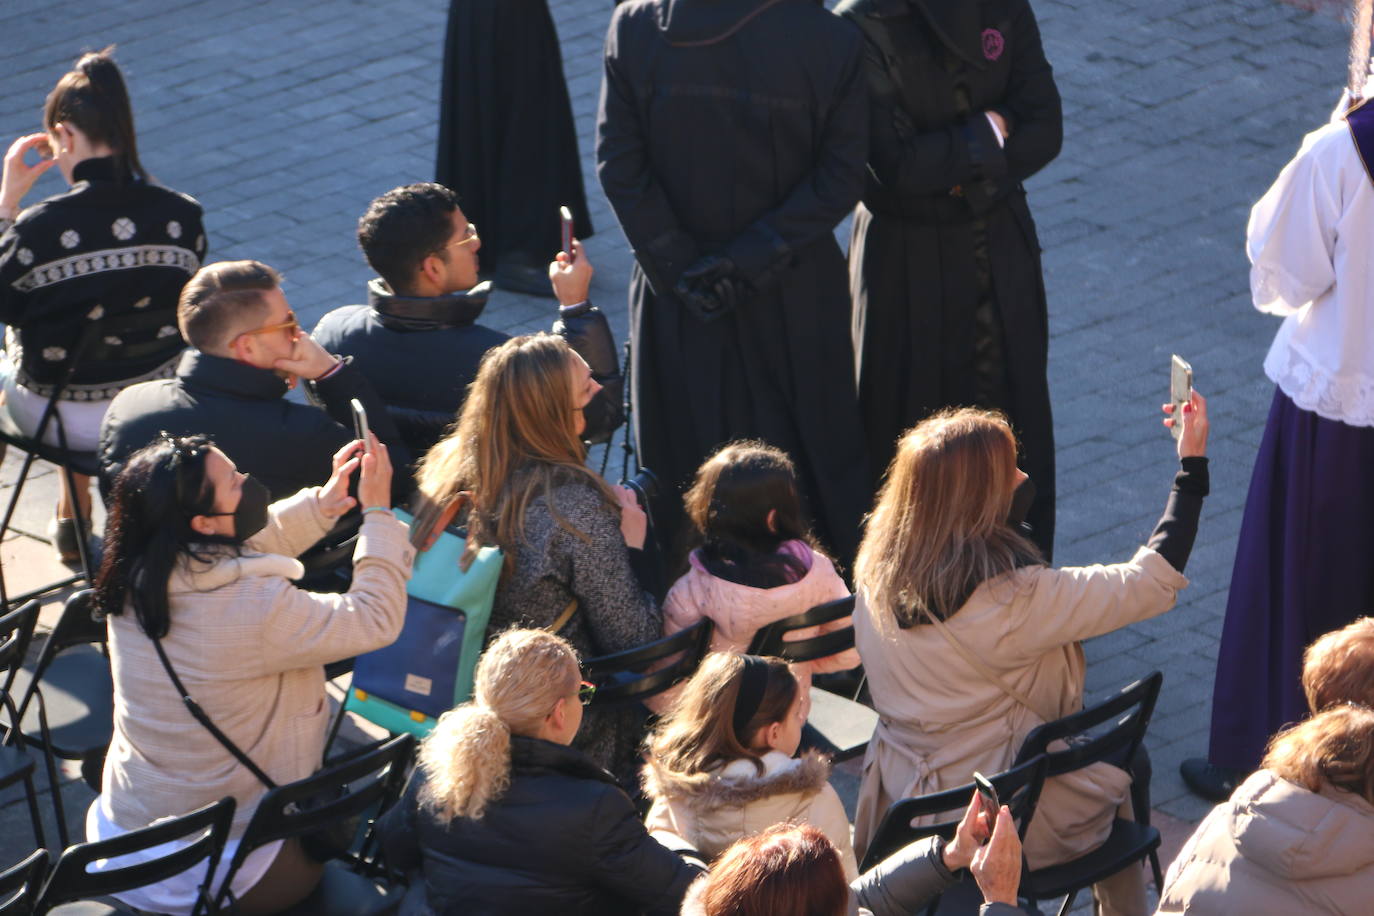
[560,206,575,260]
[350,398,373,455]
[972,771,999,819]
[1170,355,1193,442]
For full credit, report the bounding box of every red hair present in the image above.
[699,824,848,916]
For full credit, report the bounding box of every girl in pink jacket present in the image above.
[658,442,857,710]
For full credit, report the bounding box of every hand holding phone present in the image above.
[350,398,374,455]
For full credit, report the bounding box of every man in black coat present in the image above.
[98,259,407,502]
[837,0,1063,558]
[313,183,625,458]
[597,0,871,567]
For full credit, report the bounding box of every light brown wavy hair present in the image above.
[418,629,580,822]
[646,653,798,785]
[855,407,1042,627]
[1303,618,1374,713]
[1262,703,1374,805]
[415,333,617,568]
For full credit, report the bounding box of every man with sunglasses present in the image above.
[97,259,408,506]
[313,182,623,456]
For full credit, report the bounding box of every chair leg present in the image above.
[0,450,40,608]
[22,772,47,848]
[1055,889,1077,916]
[1149,849,1164,895]
[31,687,71,847]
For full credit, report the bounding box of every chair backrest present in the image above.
[0,601,40,699]
[0,849,48,916]
[581,619,714,706]
[15,589,105,723]
[746,595,856,663]
[218,734,415,907]
[35,796,235,916]
[1012,671,1164,777]
[859,754,1050,873]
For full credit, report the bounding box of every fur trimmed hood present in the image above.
[644,750,832,809]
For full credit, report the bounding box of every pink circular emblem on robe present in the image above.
[982,28,1005,61]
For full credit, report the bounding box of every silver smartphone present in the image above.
[350,398,373,455]
[1170,355,1193,441]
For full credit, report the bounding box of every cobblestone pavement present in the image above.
[0,0,1354,887]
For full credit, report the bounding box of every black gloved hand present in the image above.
[674,255,752,323]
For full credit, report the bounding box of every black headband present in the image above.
[732,656,772,741]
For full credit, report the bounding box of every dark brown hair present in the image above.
[1303,618,1374,713]
[176,260,282,353]
[44,46,146,184]
[698,824,849,916]
[1263,704,1374,805]
[679,440,817,587]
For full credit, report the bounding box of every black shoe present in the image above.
[1180,757,1243,802]
[493,258,556,298]
[48,515,86,565]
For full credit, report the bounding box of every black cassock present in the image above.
[436,0,592,271]
[838,0,1062,557]
[597,0,871,567]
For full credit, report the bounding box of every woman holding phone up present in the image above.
[852,392,1209,916]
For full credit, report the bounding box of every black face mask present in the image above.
[1008,475,1037,530]
[208,475,271,541]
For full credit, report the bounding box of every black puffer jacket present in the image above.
[377,736,699,916]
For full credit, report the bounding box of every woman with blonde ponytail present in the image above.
[416,332,663,785]
[377,629,699,915]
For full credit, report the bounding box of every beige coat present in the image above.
[1156,770,1374,915]
[853,546,1187,868]
[644,749,859,880]
[102,490,414,837]
[654,546,856,712]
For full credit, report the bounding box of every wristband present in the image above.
[362,505,392,517]
[313,358,345,381]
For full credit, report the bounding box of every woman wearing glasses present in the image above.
[0,47,205,562]
[90,431,412,915]
[377,629,698,915]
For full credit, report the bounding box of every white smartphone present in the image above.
[1170,355,1193,441]
[350,398,374,454]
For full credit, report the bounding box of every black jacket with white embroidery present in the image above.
[0,157,204,397]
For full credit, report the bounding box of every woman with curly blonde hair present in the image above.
[415,332,662,784]
[377,628,697,915]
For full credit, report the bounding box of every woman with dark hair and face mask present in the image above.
[89,432,412,915]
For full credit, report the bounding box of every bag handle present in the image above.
[918,608,1057,723]
[150,636,278,790]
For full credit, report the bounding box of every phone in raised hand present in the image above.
[1170,355,1193,441]
[560,205,575,261]
[350,398,373,455]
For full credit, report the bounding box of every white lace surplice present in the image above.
[1249,108,1374,427]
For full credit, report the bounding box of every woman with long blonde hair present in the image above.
[377,629,698,915]
[852,394,1210,916]
[643,653,858,879]
[415,332,661,784]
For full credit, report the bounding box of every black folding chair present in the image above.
[214,734,414,916]
[1012,671,1165,916]
[11,589,114,798]
[0,600,67,848]
[581,619,714,707]
[33,796,235,916]
[0,849,48,915]
[860,754,1050,873]
[0,309,185,607]
[746,595,877,761]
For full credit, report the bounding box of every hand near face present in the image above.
[273,332,340,382]
[1,133,56,217]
